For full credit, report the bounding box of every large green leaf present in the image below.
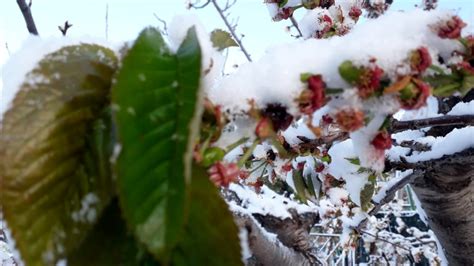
[0,44,117,265]
[112,27,203,262]
[171,166,242,266]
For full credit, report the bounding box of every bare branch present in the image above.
[16,0,39,35]
[58,21,73,36]
[209,0,252,62]
[289,16,303,38]
[389,115,474,133]
[188,0,211,9]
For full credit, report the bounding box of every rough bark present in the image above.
[410,148,474,266]
[234,212,317,266]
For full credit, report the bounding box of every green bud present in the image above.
[338,60,363,84]
[202,147,226,167]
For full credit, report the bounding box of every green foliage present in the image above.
[0,26,242,266]
[210,29,238,51]
[171,166,242,266]
[112,26,241,265]
[0,44,117,265]
[112,26,202,262]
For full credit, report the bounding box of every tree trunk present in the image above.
[410,148,474,266]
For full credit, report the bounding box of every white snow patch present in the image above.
[210,10,460,115]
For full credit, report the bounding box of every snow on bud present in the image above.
[410,47,432,73]
[335,108,365,132]
[371,130,392,150]
[208,162,241,187]
[436,15,466,39]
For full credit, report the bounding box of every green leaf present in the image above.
[112,27,202,262]
[68,200,159,266]
[0,44,117,265]
[292,168,308,203]
[171,166,243,266]
[210,29,238,51]
[360,174,376,211]
[345,157,360,165]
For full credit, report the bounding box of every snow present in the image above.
[209,9,460,115]
[327,140,369,206]
[227,183,318,219]
[404,126,474,162]
[71,193,100,223]
[372,170,413,204]
[447,100,474,116]
[238,229,252,262]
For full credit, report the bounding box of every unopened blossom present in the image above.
[371,131,392,150]
[208,162,240,187]
[465,35,474,57]
[357,65,384,99]
[436,16,466,39]
[400,79,431,110]
[349,6,362,21]
[410,47,432,73]
[299,74,326,114]
[335,109,365,132]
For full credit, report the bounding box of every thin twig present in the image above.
[289,16,303,38]
[188,0,211,9]
[58,21,73,36]
[389,115,474,133]
[354,170,423,232]
[16,0,39,35]
[5,43,11,56]
[153,13,168,35]
[209,0,252,62]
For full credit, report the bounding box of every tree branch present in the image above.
[354,170,424,232]
[289,16,303,38]
[389,115,474,133]
[209,0,252,62]
[16,0,39,35]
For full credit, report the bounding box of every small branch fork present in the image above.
[58,21,73,36]
[16,0,39,35]
[190,0,252,62]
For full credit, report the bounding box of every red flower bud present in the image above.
[371,131,392,150]
[208,162,240,187]
[400,79,431,110]
[299,75,326,114]
[335,109,365,132]
[349,6,362,21]
[437,16,466,39]
[410,47,432,73]
[357,65,384,99]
